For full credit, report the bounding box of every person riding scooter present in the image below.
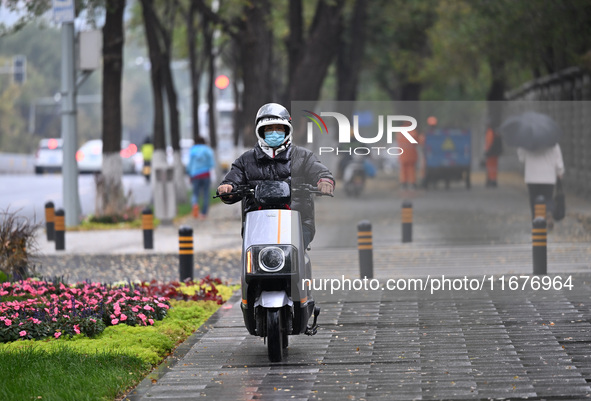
[216,103,334,362]
[217,103,335,248]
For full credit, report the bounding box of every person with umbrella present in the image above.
[500,111,565,227]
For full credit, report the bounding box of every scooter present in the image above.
[343,156,366,197]
[215,181,330,362]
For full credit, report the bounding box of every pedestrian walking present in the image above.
[187,137,215,219]
[397,129,419,189]
[141,136,154,183]
[484,126,503,187]
[518,144,564,228]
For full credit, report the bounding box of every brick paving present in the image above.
[125,275,591,400]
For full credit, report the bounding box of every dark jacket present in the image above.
[219,143,334,239]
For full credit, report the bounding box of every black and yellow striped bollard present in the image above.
[534,195,546,219]
[357,220,373,279]
[142,207,154,250]
[402,201,413,243]
[44,201,55,241]
[55,209,65,251]
[532,217,547,274]
[178,226,194,281]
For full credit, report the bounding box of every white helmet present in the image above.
[254,103,293,144]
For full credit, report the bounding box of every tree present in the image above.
[97,0,127,217]
[195,0,346,146]
[140,0,188,204]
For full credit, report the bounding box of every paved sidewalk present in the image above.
[125,274,591,400]
[35,202,243,256]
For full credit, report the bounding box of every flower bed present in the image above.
[0,276,228,343]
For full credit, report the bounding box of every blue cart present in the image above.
[423,129,471,189]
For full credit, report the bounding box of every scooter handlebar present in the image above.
[213,184,333,199]
[293,184,334,197]
[212,185,253,199]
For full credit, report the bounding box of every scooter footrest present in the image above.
[305,325,319,336]
[305,306,321,335]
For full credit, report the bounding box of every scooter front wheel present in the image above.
[267,308,283,362]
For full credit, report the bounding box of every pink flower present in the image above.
[148,319,154,325]
[4,319,12,326]
[143,305,153,311]
[120,314,127,322]
[137,313,146,322]
[54,332,61,339]
[19,330,26,337]
[131,306,139,313]
[90,318,96,323]
[73,325,80,335]
[111,318,119,325]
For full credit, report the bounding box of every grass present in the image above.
[0,347,147,401]
[0,286,239,401]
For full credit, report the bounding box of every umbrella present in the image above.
[499,111,562,151]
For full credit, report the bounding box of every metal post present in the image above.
[357,220,373,279]
[532,217,547,274]
[402,201,413,243]
[60,22,81,227]
[179,226,194,281]
[534,195,546,219]
[142,207,154,250]
[44,201,55,241]
[55,209,65,251]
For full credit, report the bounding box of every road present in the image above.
[0,173,152,224]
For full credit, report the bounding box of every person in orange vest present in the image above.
[484,125,503,187]
[397,129,419,189]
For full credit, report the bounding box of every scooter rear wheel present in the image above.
[267,308,283,362]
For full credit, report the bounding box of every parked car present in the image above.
[76,139,137,174]
[34,138,63,174]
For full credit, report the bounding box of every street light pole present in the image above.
[61,21,81,227]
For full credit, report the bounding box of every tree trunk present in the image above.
[161,40,187,204]
[286,0,303,100]
[187,0,202,143]
[99,0,126,217]
[204,21,217,149]
[141,0,176,220]
[486,59,505,131]
[236,0,274,148]
[289,0,345,102]
[337,0,367,101]
[141,0,165,153]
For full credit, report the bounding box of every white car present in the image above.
[76,139,137,174]
[34,138,63,174]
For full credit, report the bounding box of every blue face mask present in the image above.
[264,131,286,147]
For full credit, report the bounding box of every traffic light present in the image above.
[13,55,26,84]
[214,74,230,90]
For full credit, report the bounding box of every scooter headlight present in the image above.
[246,245,296,274]
[258,246,285,272]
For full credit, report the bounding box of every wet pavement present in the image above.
[30,171,591,400]
[125,276,591,400]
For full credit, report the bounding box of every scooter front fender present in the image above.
[254,291,294,308]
